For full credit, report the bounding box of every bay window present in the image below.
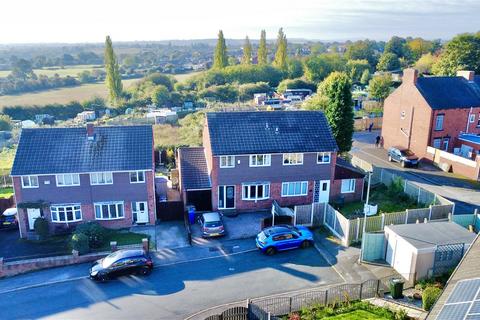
[50,204,82,223]
[242,183,270,200]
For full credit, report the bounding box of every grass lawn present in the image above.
[322,310,390,320]
[0,65,103,78]
[173,71,202,82]
[0,187,13,199]
[337,185,422,218]
[0,79,139,108]
[95,229,151,251]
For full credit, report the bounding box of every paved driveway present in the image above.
[131,221,189,250]
[191,211,271,243]
[352,131,480,214]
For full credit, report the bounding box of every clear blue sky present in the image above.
[2,0,479,43]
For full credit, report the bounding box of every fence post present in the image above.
[325,290,328,306]
[289,296,293,313]
[359,283,363,300]
[293,206,297,226]
[405,210,409,224]
[380,169,384,183]
[417,187,421,204]
[381,213,385,230]
[404,179,407,192]
[356,218,360,241]
[429,205,433,220]
[310,203,314,226]
[448,212,452,222]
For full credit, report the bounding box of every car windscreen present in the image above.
[102,251,122,268]
[205,221,221,228]
[400,150,414,156]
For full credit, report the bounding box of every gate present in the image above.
[433,243,465,276]
[295,205,313,226]
[205,306,248,320]
[156,201,184,221]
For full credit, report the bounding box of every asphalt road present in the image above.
[352,130,480,214]
[0,247,342,320]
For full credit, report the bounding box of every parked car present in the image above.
[388,147,419,167]
[89,249,153,282]
[256,225,314,255]
[198,212,225,238]
[0,208,17,229]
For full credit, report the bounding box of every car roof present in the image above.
[2,208,17,216]
[202,212,221,222]
[113,249,146,260]
[264,225,295,236]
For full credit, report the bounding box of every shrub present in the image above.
[33,217,49,239]
[75,222,108,248]
[422,286,442,311]
[71,233,90,255]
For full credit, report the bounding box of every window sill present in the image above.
[22,186,39,189]
[129,181,146,184]
[52,219,82,223]
[90,183,114,186]
[281,194,308,197]
[219,166,235,169]
[56,185,81,187]
[242,198,270,201]
[283,163,303,166]
[341,191,355,194]
[95,217,125,221]
[317,162,331,164]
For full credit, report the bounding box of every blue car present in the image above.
[256,225,314,255]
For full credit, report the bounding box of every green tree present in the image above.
[368,74,393,101]
[213,30,228,69]
[273,28,288,71]
[407,38,435,60]
[360,69,371,85]
[0,115,13,131]
[377,52,401,71]
[242,36,252,65]
[317,72,354,152]
[145,73,176,90]
[304,53,346,83]
[104,35,123,106]
[179,111,206,146]
[258,30,268,65]
[238,82,271,101]
[415,53,437,74]
[345,40,378,68]
[151,85,171,106]
[346,59,370,83]
[10,58,35,80]
[432,33,480,75]
[277,78,316,93]
[384,36,410,59]
[286,59,304,79]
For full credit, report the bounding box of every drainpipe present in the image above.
[407,106,415,150]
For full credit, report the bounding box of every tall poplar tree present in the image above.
[273,28,288,70]
[258,30,268,65]
[242,36,252,65]
[213,30,228,69]
[104,35,123,106]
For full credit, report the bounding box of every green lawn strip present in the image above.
[94,229,150,251]
[0,187,14,199]
[322,310,390,320]
[288,301,398,320]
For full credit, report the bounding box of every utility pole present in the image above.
[360,171,372,262]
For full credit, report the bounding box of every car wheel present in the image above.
[401,161,406,168]
[139,267,151,276]
[265,247,277,256]
[301,240,311,249]
[388,156,392,162]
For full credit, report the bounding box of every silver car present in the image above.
[198,212,225,237]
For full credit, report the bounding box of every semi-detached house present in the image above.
[11,124,156,238]
[177,111,364,212]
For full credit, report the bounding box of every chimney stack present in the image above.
[402,68,418,85]
[86,123,94,140]
[457,70,475,81]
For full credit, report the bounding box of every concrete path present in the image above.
[367,298,428,319]
[131,221,189,250]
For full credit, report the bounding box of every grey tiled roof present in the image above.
[178,147,211,190]
[11,125,153,175]
[416,75,480,109]
[206,111,338,156]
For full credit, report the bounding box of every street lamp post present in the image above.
[360,171,372,262]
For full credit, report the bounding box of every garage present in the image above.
[186,189,212,212]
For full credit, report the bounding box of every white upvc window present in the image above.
[242,183,270,201]
[281,181,308,197]
[341,179,356,193]
[21,175,39,188]
[90,172,113,185]
[435,114,444,130]
[283,153,303,166]
[56,174,80,187]
[130,171,145,183]
[317,152,331,164]
[50,204,82,223]
[220,155,235,168]
[94,202,124,220]
[249,154,271,167]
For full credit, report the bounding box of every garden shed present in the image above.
[384,222,475,282]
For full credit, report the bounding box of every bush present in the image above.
[75,222,108,248]
[422,286,442,311]
[277,78,317,93]
[33,217,49,239]
[71,233,90,255]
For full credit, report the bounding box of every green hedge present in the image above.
[71,233,90,255]
[423,286,442,311]
[2,101,84,120]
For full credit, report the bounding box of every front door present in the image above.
[133,202,149,224]
[218,185,235,209]
[27,208,41,230]
[317,180,330,203]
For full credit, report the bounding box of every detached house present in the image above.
[382,69,480,179]
[177,111,364,212]
[11,124,156,238]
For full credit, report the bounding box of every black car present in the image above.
[90,249,153,282]
[388,147,419,167]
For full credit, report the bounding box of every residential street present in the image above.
[0,242,343,320]
[352,131,480,214]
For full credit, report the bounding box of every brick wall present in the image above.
[330,178,364,203]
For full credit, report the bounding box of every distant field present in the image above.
[173,71,202,82]
[0,79,139,108]
[0,64,103,78]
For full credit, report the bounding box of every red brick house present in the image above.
[177,111,364,213]
[11,124,156,238]
[382,69,480,175]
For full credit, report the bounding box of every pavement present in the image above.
[352,130,480,214]
[0,236,343,320]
